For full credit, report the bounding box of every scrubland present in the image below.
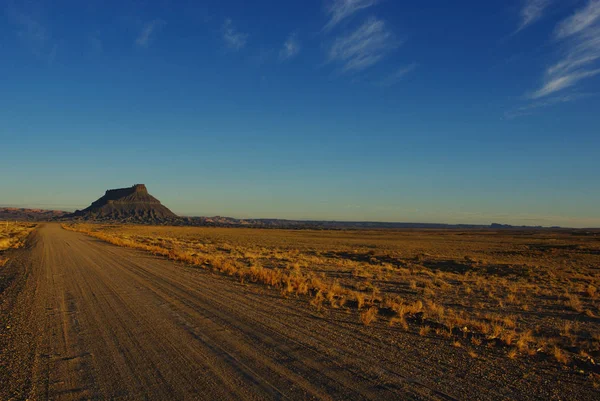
[63,223,600,380]
[0,222,36,266]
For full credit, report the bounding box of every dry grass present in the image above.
[564,293,584,313]
[62,223,600,371]
[360,307,378,326]
[0,222,37,266]
[553,346,569,365]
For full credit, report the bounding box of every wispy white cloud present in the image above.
[136,20,165,48]
[517,0,552,32]
[531,69,600,98]
[327,17,398,73]
[529,0,600,99]
[554,0,600,38]
[376,63,417,87]
[13,12,47,46]
[7,4,56,61]
[324,0,380,31]
[89,32,103,55]
[222,18,248,50]
[279,33,300,61]
[250,48,274,67]
[505,92,593,118]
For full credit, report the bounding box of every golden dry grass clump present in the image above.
[62,223,600,373]
[0,222,37,266]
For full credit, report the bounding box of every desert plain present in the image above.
[1,221,598,400]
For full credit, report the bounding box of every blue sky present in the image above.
[1,0,599,227]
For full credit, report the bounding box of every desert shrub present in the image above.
[360,307,378,326]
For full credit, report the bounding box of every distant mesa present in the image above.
[69,184,178,223]
[1,186,571,229]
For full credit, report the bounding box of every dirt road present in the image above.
[0,224,596,400]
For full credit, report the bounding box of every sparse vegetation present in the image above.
[62,223,600,373]
[553,346,569,365]
[360,307,378,326]
[0,222,36,266]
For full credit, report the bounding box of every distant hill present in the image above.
[68,184,179,223]
[177,217,554,230]
[0,207,68,221]
[2,186,570,229]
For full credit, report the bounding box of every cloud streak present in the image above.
[279,33,300,61]
[517,0,552,31]
[327,17,398,73]
[324,0,379,31]
[555,0,600,38]
[136,20,164,48]
[530,0,600,99]
[7,5,56,61]
[376,63,417,87]
[222,19,248,50]
[135,20,165,48]
[505,92,593,119]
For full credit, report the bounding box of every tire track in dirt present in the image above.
[1,224,598,400]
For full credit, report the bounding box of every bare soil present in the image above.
[1,224,598,400]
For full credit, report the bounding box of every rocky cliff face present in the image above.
[69,184,178,223]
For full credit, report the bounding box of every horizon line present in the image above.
[2,203,598,229]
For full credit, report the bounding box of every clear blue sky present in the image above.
[1,0,599,227]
